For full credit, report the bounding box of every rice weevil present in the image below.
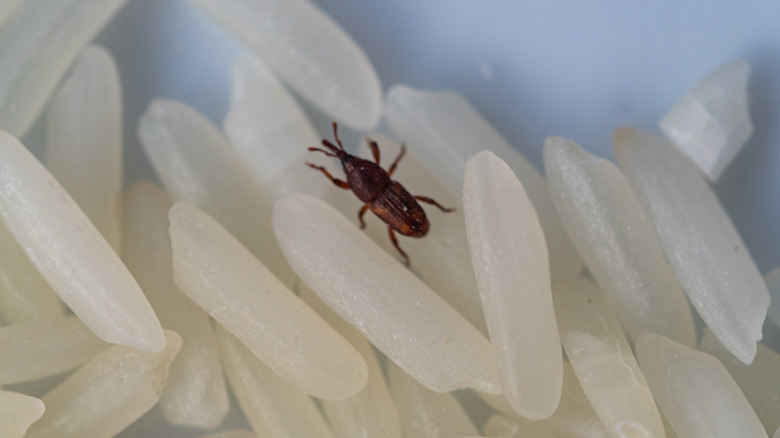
[306,122,454,267]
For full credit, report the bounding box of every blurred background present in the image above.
[20,0,778,434]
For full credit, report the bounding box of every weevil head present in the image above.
[321,138,348,160]
[307,138,350,163]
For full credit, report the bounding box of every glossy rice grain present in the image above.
[0,391,44,438]
[463,151,562,420]
[138,99,294,286]
[615,127,769,364]
[123,182,229,428]
[169,201,368,400]
[0,317,108,385]
[0,0,128,137]
[188,0,382,129]
[273,193,500,394]
[216,326,336,438]
[636,333,766,438]
[544,136,695,346]
[387,361,479,438]
[554,277,666,438]
[25,330,181,438]
[300,285,402,438]
[223,53,321,200]
[0,132,164,352]
[45,45,123,252]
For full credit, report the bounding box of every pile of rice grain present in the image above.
[0,1,777,438]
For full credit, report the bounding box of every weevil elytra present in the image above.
[306,122,454,267]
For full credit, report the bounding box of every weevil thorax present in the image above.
[342,154,391,203]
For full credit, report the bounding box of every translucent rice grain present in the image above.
[387,361,479,438]
[663,419,679,438]
[463,151,562,419]
[0,221,64,324]
[138,99,294,285]
[346,134,486,334]
[299,285,402,438]
[122,182,229,428]
[188,0,382,129]
[0,0,128,137]
[215,325,336,438]
[636,333,766,438]
[0,390,44,438]
[25,330,181,438]
[45,45,123,253]
[659,60,752,181]
[554,277,666,438]
[543,363,614,438]
[0,316,108,385]
[0,132,164,352]
[224,53,321,200]
[481,414,543,437]
[273,193,501,394]
[479,414,513,436]
[543,136,696,346]
[479,363,611,437]
[169,201,367,400]
[614,127,769,364]
[384,85,581,280]
[766,267,780,328]
[699,330,780,434]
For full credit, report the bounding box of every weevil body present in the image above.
[306,122,454,266]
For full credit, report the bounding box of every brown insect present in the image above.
[306,122,454,267]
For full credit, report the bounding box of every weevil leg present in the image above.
[305,163,350,189]
[367,137,380,164]
[388,226,410,267]
[357,204,370,229]
[414,195,455,212]
[387,143,406,177]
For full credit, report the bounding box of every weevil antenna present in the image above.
[308,146,338,158]
[331,122,346,151]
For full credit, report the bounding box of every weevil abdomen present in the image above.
[370,181,428,237]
